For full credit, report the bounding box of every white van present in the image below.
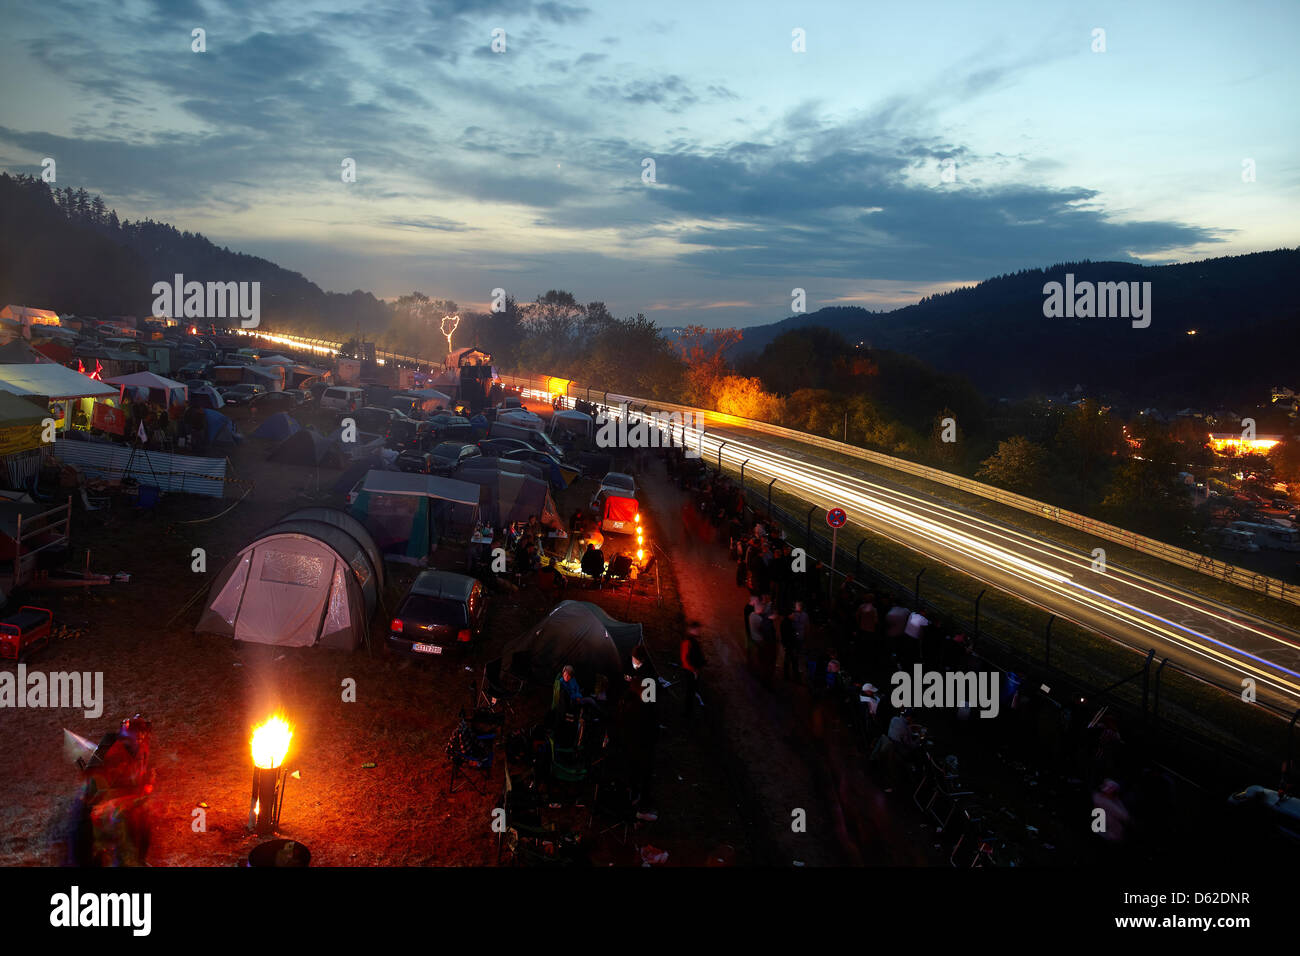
[320,386,364,413]
[1209,527,1260,552]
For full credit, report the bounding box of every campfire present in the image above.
[248,713,294,836]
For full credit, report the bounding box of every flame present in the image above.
[251,713,293,769]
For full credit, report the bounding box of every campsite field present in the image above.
[0,405,755,867]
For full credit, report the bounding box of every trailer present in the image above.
[0,605,53,661]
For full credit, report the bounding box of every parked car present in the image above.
[388,570,487,656]
[429,441,482,474]
[319,385,364,412]
[396,450,435,473]
[417,415,472,449]
[503,448,570,489]
[351,405,403,434]
[283,388,312,407]
[248,390,296,414]
[218,383,265,405]
[386,416,421,450]
[477,437,533,458]
[596,471,636,499]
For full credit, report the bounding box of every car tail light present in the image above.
[391,619,404,633]
[457,628,472,643]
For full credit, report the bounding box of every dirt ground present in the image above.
[0,401,750,867]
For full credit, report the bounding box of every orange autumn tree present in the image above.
[676,325,742,407]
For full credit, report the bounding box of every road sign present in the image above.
[827,507,847,529]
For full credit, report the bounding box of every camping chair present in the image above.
[134,484,161,511]
[587,778,637,846]
[919,753,977,832]
[78,484,111,514]
[949,806,995,867]
[445,709,501,795]
[477,658,524,719]
[603,554,634,592]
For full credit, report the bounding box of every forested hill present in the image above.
[734,249,1300,405]
[0,173,388,335]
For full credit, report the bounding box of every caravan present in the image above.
[1229,521,1300,551]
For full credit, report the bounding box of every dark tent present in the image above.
[195,507,384,650]
[203,409,238,445]
[502,601,645,689]
[454,468,560,528]
[332,454,391,494]
[252,412,300,440]
[268,429,344,469]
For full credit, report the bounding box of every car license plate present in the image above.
[412,643,443,655]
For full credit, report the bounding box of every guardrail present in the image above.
[498,370,1300,610]
[238,328,1299,608]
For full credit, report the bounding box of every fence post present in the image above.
[739,459,748,491]
[767,478,776,517]
[913,567,925,604]
[717,440,726,472]
[586,385,592,402]
[1152,658,1169,731]
[855,538,865,576]
[806,505,817,547]
[974,588,986,641]
[1045,615,1055,667]
[1140,649,1155,721]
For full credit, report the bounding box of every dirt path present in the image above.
[642,463,941,866]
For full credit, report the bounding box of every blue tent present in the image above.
[204,409,239,445]
[252,412,300,440]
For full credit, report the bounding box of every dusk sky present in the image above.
[2,0,1296,328]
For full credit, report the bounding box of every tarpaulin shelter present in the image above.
[348,470,479,563]
[454,468,560,529]
[0,362,117,402]
[203,409,238,446]
[195,507,384,651]
[251,412,300,440]
[502,601,644,689]
[268,429,344,469]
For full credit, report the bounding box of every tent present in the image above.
[252,412,300,440]
[195,507,383,650]
[104,371,187,410]
[454,468,560,529]
[550,409,594,440]
[332,453,392,494]
[502,601,644,689]
[268,429,344,469]
[203,408,239,445]
[189,384,225,410]
[348,470,480,562]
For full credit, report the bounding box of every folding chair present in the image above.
[477,658,524,719]
[920,753,977,832]
[949,806,995,867]
[588,778,637,846]
[79,485,111,513]
[446,709,501,795]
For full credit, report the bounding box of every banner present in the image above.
[91,402,127,435]
[0,423,44,456]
